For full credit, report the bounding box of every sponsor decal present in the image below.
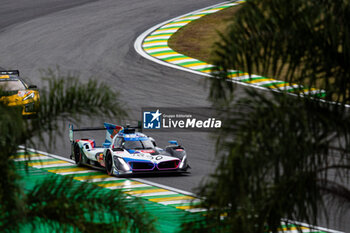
[140,150,155,153]
[130,152,154,159]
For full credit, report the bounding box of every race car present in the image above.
[0,70,39,116]
[69,123,190,176]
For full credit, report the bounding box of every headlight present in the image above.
[24,103,35,112]
[114,156,130,171]
[23,92,35,100]
[179,155,187,169]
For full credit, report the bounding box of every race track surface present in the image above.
[0,0,227,193]
[0,0,346,231]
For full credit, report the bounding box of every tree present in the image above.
[0,69,157,233]
[211,0,350,104]
[182,0,350,232]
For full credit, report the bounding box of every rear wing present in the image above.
[0,70,19,76]
[69,124,106,143]
[69,121,143,143]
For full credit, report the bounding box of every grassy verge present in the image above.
[168,6,241,64]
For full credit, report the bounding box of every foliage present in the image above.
[183,0,350,232]
[0,69,156,233]
[21,176,155,233]
[184,90,350,232]
[28,69,127,148]
[212,0,350,104]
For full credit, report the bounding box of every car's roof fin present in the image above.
[104,123,123,144]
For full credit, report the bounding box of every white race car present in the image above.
[69,123,190,176]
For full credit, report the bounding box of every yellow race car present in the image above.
[0,70,39,116]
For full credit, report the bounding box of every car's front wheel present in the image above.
[105,151,113,175]
[74,144,83,166]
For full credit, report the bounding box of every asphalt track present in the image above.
[0,0,346,232]
[0,0,228,193]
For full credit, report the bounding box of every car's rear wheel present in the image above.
[74,144,83,166]
[105,151,113,175]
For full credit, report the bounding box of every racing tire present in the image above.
[74,144,83,166]
[105,151,113,176]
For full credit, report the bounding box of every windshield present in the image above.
[0,80,26,91]
[123,139,155,150]
[141,139,155,149]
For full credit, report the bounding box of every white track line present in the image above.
[79,177,122,182]
[136,191,177,197]
[54,170,98,175]
[108,184,150,189]
[19,146,75,163]
[13,156,52,161]
[134,1,233,78]
[131,178,197,197]
[281,219,343,233]
[159,199,200,205]
[32,163,75,168]
[185,208,207,213]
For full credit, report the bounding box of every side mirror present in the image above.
[69,124,74,143]
[149,137,157,147]
[103,142,111,148]
[168,140,178,146]
[28,85,37,89]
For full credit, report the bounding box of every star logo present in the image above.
[143,109,162,129]
[150,109,162,122]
